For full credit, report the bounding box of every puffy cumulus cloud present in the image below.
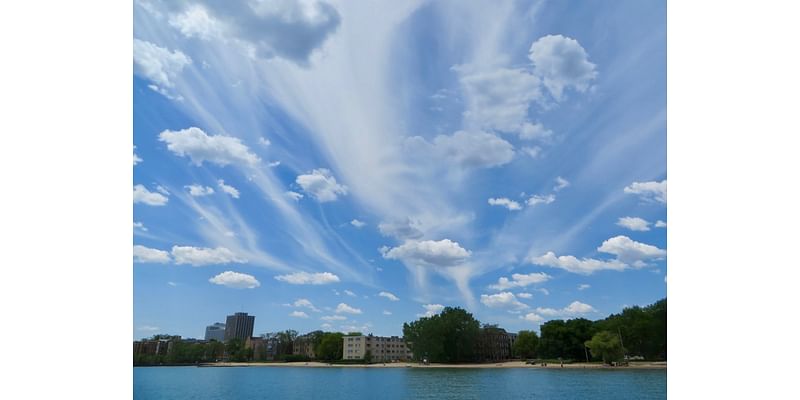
[171,246,247,266]
[382,239,471,267]
[655,220,667,228]
[418,304,445,318]
[480,292,529,309]
[530,252,627,275]
[289,311,309,318]
[518,122,554,141]
[520,312,544,323]
[274,271,340,285]
[406,131,515,169]
[285,191,304,201]
[344,290,356,297]
[159,127,260,167]
[488,197,522,211]
[133,221,148,231]
[489,272,552,290]
[350,219,366,228]
[554,176,570,191]
[208,270,260,289]
[616,216,651,232]
[535,301,597,317]
[527,194,555,206]
[133,38,191,89]
[292,298,320,312]
[578,284,591,291]
[457,66,544,134]
[529,35,597,101]
[624,180,667,204]
[296,168,348,202]
[133,146,143,166]
[133,184,169,206]
[521,146,542,159]
[335,303,362,315]
[597,235,666,266]
[133,245,171,264]
[321,315,346,321]
[186,184,215,196]
[217,179,240,198]
[378,219,423,240]
[378,291,400,301]
[517,292,533,299]
[160,0,341,65]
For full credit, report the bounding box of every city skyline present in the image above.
[133,0,666,340]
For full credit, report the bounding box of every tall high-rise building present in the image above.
[204,322,226,342]
[224,312,255,341]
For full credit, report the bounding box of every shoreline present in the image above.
[178,361,666,370]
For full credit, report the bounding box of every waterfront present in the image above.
[134,366,666,399]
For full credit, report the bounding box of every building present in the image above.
[205,323,226,342]
[474,326,513,362]
[224,312,255,342]
[246,337,281,361]
[293,332,321,359]
[343,334,412,362]
[133,336,180,356]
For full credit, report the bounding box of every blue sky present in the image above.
[133,0,666,340]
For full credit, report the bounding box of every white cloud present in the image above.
[554,176,570,191]
[167,4,223,40]
[382,310,392,315]
[489,272,552,290]
[258,137,271,146]
[488,197,522,211]
[382,239,471,267]
[159,127,260,167]
[519,313,544,323]
[535,301,596,317]
[133,146,143,166]
[529,35,597,101]
[536,288,550,296]
[186,184,215,197]
[289,311,309,318]
[335,303,362,314]
[292,299,321,312]
[418,304,445,318]
[378,291,400,301]
[578,284,591,291]
[274,271,340,285]
[217,179,240,198]
[518,122,553,141]
[296,168,348,202]
[344,289,356,297]
[616,216,651,232]
[480,292,528,309]
[526,194,555,206]
[350,219,366,228]
[171,246,247,266]
[655,220,667,228]
[133,38,191,89]
[597,235,666,266]
[133,184,169,206]
[285,191,304,201]
[133,221,148,232]
[516,292,533,299]
[521,146,542,158]
[321,315,346,321]
[321,323,333,329]
[406,131,515,169]
[530,252,627,275]
[624,179,667,204]
[137,325,160,332]
[208,271,261,289]
[167,281,178,287]
[378,219,423,240]
[133,245,171,264]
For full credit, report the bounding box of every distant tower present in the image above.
[204,322,226,341]
[224,312,255,341]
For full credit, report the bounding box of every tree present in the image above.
[512,330,539,359]
[538,318,596,360]
[316,332,344,361]
[364,350,372,363]
[403,307,480,363]
[585,331,623,364]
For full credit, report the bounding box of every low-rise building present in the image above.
[475,326,513,362]
[343,334,412,362]
[247,336,281,361]
[293,333,319,359]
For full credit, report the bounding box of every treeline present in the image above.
[402,307,482,363]
[514,298,666,362]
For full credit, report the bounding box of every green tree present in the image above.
[585,331,624,364]
[538,318,596,360]
[403,307,480,363]
[316,332,344,361]
[512,330,539,359]
[364,350,372,363]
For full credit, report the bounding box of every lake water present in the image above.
[134,366,665,399]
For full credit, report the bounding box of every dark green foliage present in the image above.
[594,299,666,360]
[512,330,539,359]
[537,318,595,360]
[585,331,623,364]
[403,307,480,363]
[315,332,344,361]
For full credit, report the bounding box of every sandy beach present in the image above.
[203,361,666,369]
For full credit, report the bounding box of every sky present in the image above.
[132,0,666,340]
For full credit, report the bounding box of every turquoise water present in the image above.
[134,366,666,399]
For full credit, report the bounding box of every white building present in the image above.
[343,334,412,362]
